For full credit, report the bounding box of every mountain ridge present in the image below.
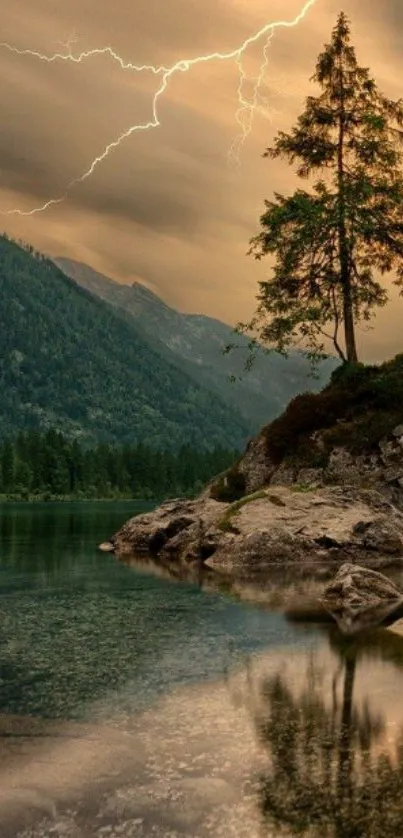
[0,235,249,448]
[55,256,338,430]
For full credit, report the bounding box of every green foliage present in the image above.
[1,439,14,491]
[264,354,403,465]
[246,12,403,364]
[0,429,238,500]
[0,235,249,449]
[264,391,336,465]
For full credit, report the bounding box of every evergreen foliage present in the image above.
[0,234,249,449]
[0,429,238,500]
[247,12,403,363]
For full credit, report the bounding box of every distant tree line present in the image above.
[0,429,238,500]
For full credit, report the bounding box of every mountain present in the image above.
[0,235,250,448]
[55,257,338,429]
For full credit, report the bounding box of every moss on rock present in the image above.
[217,490,268,532]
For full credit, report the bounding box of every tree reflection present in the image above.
[257,633,403,837]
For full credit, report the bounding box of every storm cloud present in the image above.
[1,0,402,359]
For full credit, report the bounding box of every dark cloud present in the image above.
[1,0,403,358]
[84,183,204,234]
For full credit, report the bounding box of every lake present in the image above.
[1,501,403,837]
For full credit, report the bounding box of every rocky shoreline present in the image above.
[101,484,403,579]
[101,404,403,630]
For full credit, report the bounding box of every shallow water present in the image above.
[1,501,403,837]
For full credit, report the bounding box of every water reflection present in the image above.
[255,628,403,837]
[3,624,403,838]
[0,503,304,721]
[120,553,338,613]
[0,500,150,581]
[120,554,403,634]
[2,503,403,836]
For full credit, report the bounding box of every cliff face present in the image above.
[217,422,403,508]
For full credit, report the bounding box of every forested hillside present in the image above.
[0,236,249,448]
[0,430,237,499]
[56,257,337,429]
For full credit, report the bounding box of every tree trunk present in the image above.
[336,653,357,836]
[341,273,358,364]
[338,655,356,779]
[337,52,358,364]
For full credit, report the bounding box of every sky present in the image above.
[0,0,402,360]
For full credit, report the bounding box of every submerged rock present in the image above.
[321,562,403,634]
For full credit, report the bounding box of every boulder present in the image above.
[321,562,403,634]
[108,497,226,557]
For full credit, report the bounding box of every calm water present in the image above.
[1,501,403,838]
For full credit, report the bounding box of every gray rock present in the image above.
[238,434,275,493]
[321,562,403,634]
[234,426,403,510]
[356,519,403,554]
[109,486,403,580]
[105,404,403,584]
[111,497,226,558]
[293,467,324,488]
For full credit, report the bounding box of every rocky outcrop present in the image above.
[227,424,403,508]
[105,486,403,581]
[104,360,403,585]
[321,563,403,633]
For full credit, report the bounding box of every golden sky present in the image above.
[1,0,402,360]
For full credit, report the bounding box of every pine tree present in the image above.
[1,439,14,492]
[247,12,403,363]
[14,459,33,495]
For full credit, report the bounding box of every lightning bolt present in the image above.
[228,30,275,169]
[0,0,317,216]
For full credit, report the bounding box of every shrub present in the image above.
[263,356,403,464]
